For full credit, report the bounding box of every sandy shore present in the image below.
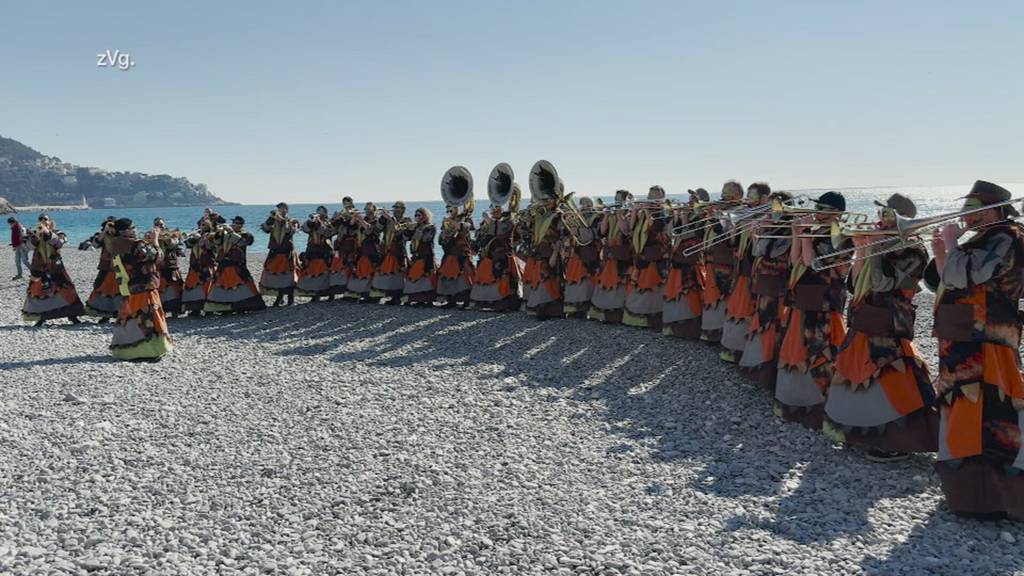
[0,250,1021,575]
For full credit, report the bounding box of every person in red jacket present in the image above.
[9,217,32,280]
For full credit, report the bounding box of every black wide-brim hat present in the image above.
[873,193,917,218]
[814,191,846,212]
[962,180,1018,217]
[687,188,710,202]
[113,218,134,231]
[232,216,245,225]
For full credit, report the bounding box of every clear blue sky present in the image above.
[2,1,1021,203]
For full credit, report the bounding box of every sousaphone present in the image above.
[441,165,474,209]
[488,163,515,206]
[529,160,560,202]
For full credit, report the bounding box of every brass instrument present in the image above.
[811,197,1024,271]
[441,165,474,211]
[528,160,561,202]
[488,163,516,207]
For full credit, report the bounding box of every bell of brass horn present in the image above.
[488,163,515,207]
[441,166,474,208]
[529,160,560,202]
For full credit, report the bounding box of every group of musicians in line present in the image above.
[17,161,1024,521]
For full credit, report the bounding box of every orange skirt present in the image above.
[475,257,497,284]
[779,309,846,368]
[354,255,374,279]
[264,253,295,274]
[635,263,662,291]
[725,276,755,319]
[378,254,402,275]
[214,265,246,290]
[565,256,591,285]
[300,258,329,279]
[119,291,169,336]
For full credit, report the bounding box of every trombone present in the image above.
[810,197,1024,271]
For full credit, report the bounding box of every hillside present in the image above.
[0,135,232,208]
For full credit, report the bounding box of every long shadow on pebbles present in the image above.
[171,300,939,548]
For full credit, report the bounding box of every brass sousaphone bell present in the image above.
[441,165,474,209]
[488,163,515,206]
[529,159,560,202]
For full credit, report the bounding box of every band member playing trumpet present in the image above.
[622,187,670,329]
[21,214,85,326]
[297,206,335,301]
[404,207,438,305]
[84,217,123,322]
[563,196,601,317]
[721,183,771,362]
[825,193,937,462]
[589,189,633,323]
[775,192,850,428]
[107,218,173,361]
[437,204,476,307]
[346,202,382,301]
[372,201,413,304]
[662,189,708,339]
[259,202,300,307]
[329,197,358,296]
[700,181,744,342]
[738,192,794,389]
[472,199,522,312]
[927,181,1024,520]
[204,216,266,314]
[181,215,219,316]
[153,218,185,318]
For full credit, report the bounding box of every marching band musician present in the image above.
[589,189,633,324]
[515,198,538,308]
[523,191,565,319]
[471,185,523,312]
[562,196,601,318]
[153,218,186,318]
[737,191,794,389]
[927,180,1024,520]
[204,216,266,314]
[328,197,358,297]
[404,207,438,305]
[181,214,219,316]
[296,206,335,302]
[259,202,300,307]
[825,193,936,462]
[662,189,708,339]
[720,183,771,362]
[372,201,413,304]
[622,186,671,329]
[83,216,123,322]
[700,181,744,342]
[775,192,851,428]
[437,204,476,308]
[21,214,84,326]
[107,218,173,361]
[346,202,383,301]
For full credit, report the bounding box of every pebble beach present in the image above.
[2,250,1023,576]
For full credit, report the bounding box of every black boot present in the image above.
[69,316,81,325]
[273,294,283,307]
[33,318,45,327]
